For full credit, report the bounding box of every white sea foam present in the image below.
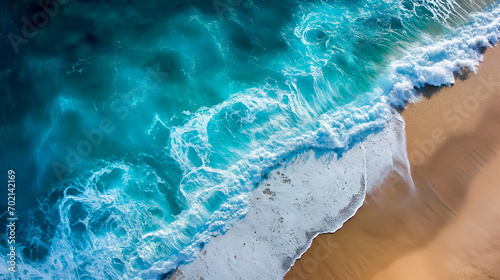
[386,4,500,107]
[172,109,409,280]
[2,3,499,280]
[173,4,500,280]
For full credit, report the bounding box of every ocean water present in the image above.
[1,0,499,279]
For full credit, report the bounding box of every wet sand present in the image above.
[285,46,500,280]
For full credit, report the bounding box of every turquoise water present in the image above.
[1,0,499,278]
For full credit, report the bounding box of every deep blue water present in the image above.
[1,0,499,278]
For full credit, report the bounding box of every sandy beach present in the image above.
[285,46,500,280]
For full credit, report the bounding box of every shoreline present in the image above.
[169,15,500,278]
[171,112,407,280]
[285,46,500,279]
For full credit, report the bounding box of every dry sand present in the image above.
[285,46,500,280]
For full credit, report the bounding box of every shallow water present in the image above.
[1,0,499,278]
